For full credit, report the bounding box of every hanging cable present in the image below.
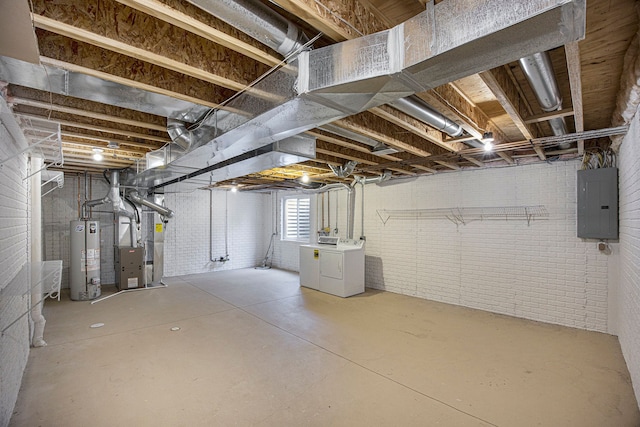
[187,32,323,132]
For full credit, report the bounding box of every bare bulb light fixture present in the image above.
[92,148,104,161]
[481,132,494,143]
[301,172,310,183]
[483,142,493,152]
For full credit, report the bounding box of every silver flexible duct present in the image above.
[190,0,465,140]
[519,52,569,146]
[186,0,308,58]
[389,97,464,137]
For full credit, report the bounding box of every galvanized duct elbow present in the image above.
[128,191,175,218]
[167,119,193,151]
[186,0,308,58]
[329,161,358,178]
[353,171,392,186]
[519,52,569,142]
[390,97,464,137]
[82,170,136,220]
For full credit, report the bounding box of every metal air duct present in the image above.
[2,0,585,192]
[389,97,463,137]
[83,170,137,247]
[128,191,175,218]
[84,170,132,219]
[165,0,584,178]
[329,160,358,178]
[192,0,465,139]
[186,0,308,58]
[519,52,569,146]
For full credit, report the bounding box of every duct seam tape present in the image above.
[295,51,309,95]
[388,24,404,74]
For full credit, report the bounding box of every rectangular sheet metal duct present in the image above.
[0,0,585,191]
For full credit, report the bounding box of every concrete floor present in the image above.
[10,268,640,426]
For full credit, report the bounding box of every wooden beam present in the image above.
[315,148,378,166]
[412,165,437,173]
[59,130,161,150]
[62,143,144,159]
[114,0,281,67]
[61,139,146,157]
[315,140,382,165]
[434,160,460,170]
[565,41,584,154]
[269,0,386,41]
[39,57,221,110]
[479,68,546,160]
[417,86,486,140]
[370,105,462,152]
[461,155,484,167]
[524,108,575,124]
[60,156,135,168]
[11,97,167,132]
[16,112,170,143]
[32,14,253,93]
[336,115,432,157]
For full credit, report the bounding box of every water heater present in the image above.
[69,220,101,301]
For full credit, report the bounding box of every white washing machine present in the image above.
[300,239,365,297]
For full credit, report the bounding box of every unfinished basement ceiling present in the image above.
[0,0,636,190]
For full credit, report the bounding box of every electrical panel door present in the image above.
[577,168,618,239]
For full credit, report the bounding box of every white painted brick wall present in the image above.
[164,189,269,276]
[0,106,30,427]
[617,111,640,409]
[272,162,610,333]
[42,175,115,287]
[359,161,609,332]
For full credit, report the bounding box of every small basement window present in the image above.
[282,196,311,242]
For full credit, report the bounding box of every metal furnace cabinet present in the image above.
[299,240,365,297]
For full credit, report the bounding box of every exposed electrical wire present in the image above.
[581,147,616,170]
[312,0,364,37]
[187,32,323,133]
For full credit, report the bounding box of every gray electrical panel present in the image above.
[577,167,618,239]
[115,246,144,290]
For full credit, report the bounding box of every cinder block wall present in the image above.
[0,104,30,427]
[164,189,269,276]
[617,111,640,407]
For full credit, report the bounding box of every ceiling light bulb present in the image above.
[481,132,494,143]
[231,186,238,193]
[483,142,493,152]
[92,148,104,161]
[301,173,310,183]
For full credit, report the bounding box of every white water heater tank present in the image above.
[69,220,101,301]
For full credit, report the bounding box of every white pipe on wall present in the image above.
[30,156,46,347]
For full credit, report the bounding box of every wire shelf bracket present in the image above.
[376,205,549,226]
